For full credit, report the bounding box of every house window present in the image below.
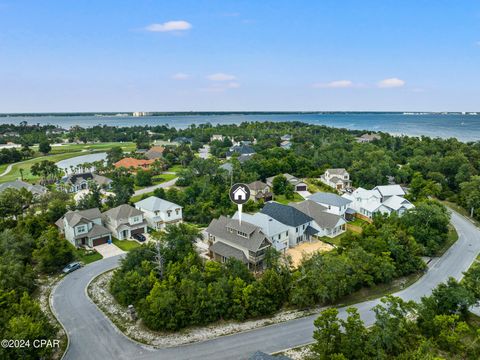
[155,210,159,215]
[175,209,180,215]
[167,210,172,217]
[237,231,248,238]
[133,216,140,223]
[76,225,87,234]
[296,227,298,233]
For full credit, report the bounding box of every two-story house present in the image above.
[134,196,183,230]
[102,204,147,240]
[232,211,290,252]
[343,186,414,220]
[59,172,112,193]
[319,168,352,191]
[55,208,112,247]
[260,201,318,246]
[247,181,273,202]
[290,200,346,238]
[308,192,352,217]
[206,216,272,271]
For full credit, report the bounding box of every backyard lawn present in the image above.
[272,193,304,204]
[112,238,141,251]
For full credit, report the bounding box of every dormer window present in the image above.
[237,231,248,238]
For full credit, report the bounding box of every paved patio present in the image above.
[286,240,333,267]
[94,243,125,258]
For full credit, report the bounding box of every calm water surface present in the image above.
[2,113,479,142]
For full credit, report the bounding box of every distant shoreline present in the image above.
[0,111,479,117]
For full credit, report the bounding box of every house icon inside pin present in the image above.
[232,186,248,201]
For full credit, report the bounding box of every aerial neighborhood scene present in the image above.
[1,1,480,360]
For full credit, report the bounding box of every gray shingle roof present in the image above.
[210,241,248,264]
[0,180,46,195]
[74,223,111,240]
[206,216,271,252]
[290,200,344,229]
[308,192,352,207]
[260,202,313,227]
[248,181,269,191]
[103,204,143,221]
[326,168,348,176]
[63,208,102,227]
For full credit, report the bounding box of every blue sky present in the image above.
[0,0,479,112]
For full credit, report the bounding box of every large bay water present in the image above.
[1,113,479,142]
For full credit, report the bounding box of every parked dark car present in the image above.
[132,233,146,242]
[62,262,82,274]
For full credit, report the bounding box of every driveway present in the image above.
[94,243,125,258]
[52,209,480,360]
[296,190,312,199]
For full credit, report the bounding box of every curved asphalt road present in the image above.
[52,210,480,360]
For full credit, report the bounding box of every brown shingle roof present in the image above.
[114,157,155,169]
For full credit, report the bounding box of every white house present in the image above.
[307,192,352,216]
[290,200,347,238]
[343,186,414,219]
[134,196,183,230]
[102,204,147,240]
[232,211,290,252]
[319,168,352,191]
[261,201,318,247]
[55,208,112,247]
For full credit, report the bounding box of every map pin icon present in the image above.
[229,183,251,225]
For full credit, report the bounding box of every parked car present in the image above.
[62,262,82,274]
[132,233,146,242]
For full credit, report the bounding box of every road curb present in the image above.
[49,280,70,360]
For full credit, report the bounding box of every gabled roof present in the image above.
[103,204,143,220]
[326,168,348,176]
[373,185,405,197]
[219,162,233,172]
[308,192,352,207]
[0,180,46,195]
[134,196,182,212]
[261,201,313,227]
[62,172,112,186]
[226,144,256,156]
[145,146,165,160]
[290,200,345,229]
[60,208,102,228]
[383,195,413,211]
[206,216,271,252]
[248,181,269,191]
[232,212,289,237]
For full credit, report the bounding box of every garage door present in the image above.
[296,185,307,191]
[93,236,109,246]
[130,227,144,236]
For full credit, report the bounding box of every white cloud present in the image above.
[145,21,192,32]
[206,73,237,81]
[227,82,240,88]
[312,80,356,89]
[377,77,405,88]
[171,72,190,80]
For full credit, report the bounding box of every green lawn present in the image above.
[75,248,103,264]
[168,164,187,173]
[349,217,369,227]
[273,192,304,204]
[112,238,141,251]
[0,141,136,184]
[305,178,338,194]
[319,231,350,247]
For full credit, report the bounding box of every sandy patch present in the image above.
[88,270,325,348]
[287,240,334,267]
